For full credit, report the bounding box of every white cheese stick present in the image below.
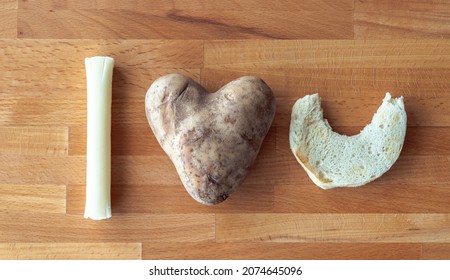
[84,56,114,220]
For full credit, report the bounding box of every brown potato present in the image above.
[145,74,276,205]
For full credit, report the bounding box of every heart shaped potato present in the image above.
[145,74,276,205]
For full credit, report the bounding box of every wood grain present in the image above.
[67,181,274,215]
[277,126,450,156]
[204,40,450,69]
[0,184,66,214]
[69,123,157,156]
[274,183,450,213]
[17,9,353,39]
[422,244,450,260]
[355,11,450,39]
[276,155,450,186]
[0,126,68,156]
[0,155,85,185]
[216,214,450,243]
[0,213,214,242]
[273,96,450,127]
[355,0,450,11]
[201,68,450,98]
[0,243,141,260]
[0,95,146,126]
[0,0,17,9]
[1,0,450,260]
[142,242,422,260]
[201,67,450,127]
[355,0,450,39]
[0,39,203,68]
[0,95,86,126]
[19,0,353,11]
[0,152,276,186]
[0,155,180,185]
[0,67,200,96]
[0,9,17,38]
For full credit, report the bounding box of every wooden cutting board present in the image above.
[1,0,450,260]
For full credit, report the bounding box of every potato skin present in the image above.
[145,74,276,205]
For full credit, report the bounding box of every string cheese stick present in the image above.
[84,56,114,220]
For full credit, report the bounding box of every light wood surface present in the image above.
[0,0,449,260]
[0,243,141,260]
